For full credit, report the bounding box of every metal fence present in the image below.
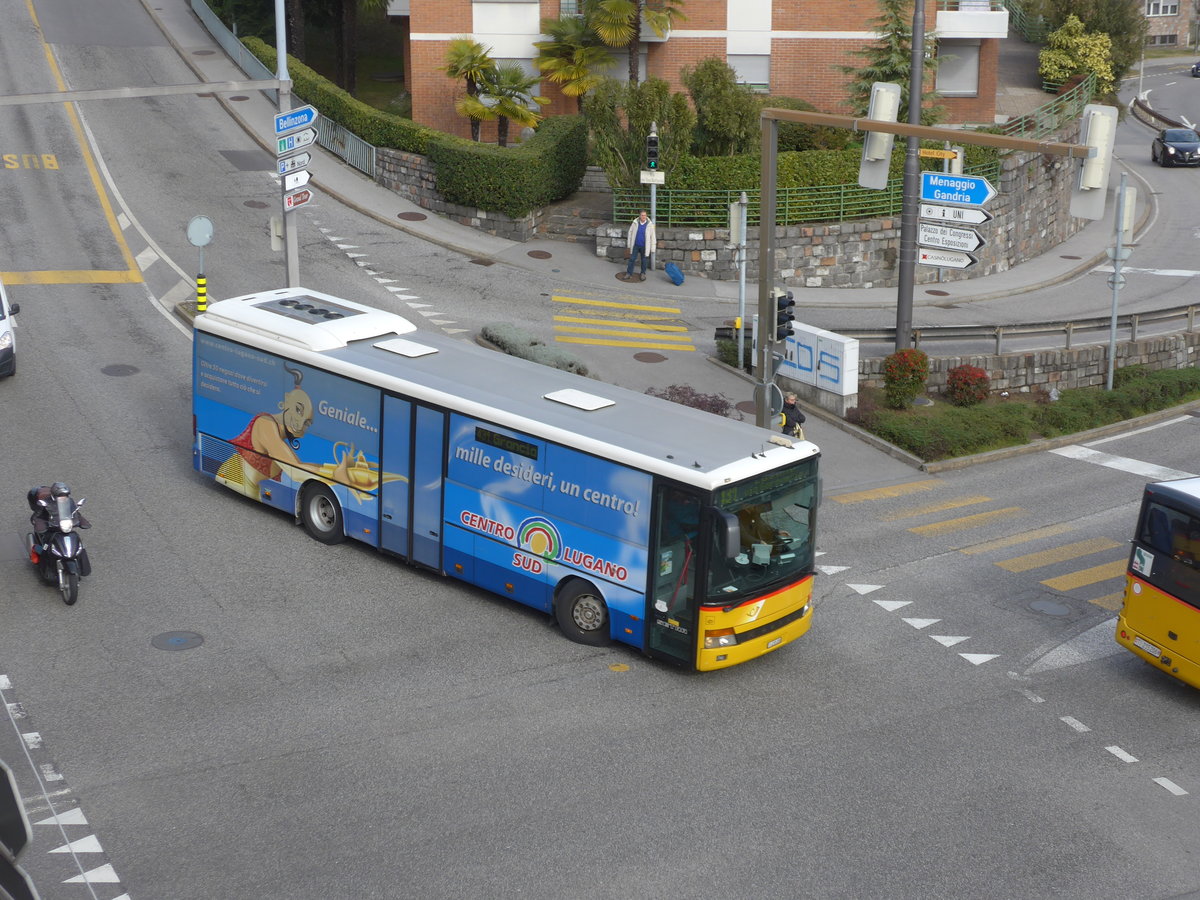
[1002,0,1049,42]
[191,0,376,179]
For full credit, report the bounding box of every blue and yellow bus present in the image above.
[1117,477,1200,689]
[192,288,819,670]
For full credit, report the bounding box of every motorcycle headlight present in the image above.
[58,518,74,533]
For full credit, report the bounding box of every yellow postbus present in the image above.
[1117,477,1200,689]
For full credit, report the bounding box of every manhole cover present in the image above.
[228,95,249,102]
[1060,255,1082,260]
[735,401,756,415]
[101,364,139,376]
[192,50,215,56]
[397,211,426,221]
[925,289,950,296]
[527,250,552,259]
[469,258,495,266]
[243,200,269,209]
[1029,598,1072,617]
[634,352,666,363]
[151,631,204,651]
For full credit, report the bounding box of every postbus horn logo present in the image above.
[518,517,561,560]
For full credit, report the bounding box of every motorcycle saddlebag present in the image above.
[78,548,91,577]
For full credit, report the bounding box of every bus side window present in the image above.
[1147,508,1172,554]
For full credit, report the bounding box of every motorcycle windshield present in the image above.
[54,496,74,531]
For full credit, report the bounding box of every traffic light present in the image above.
[773,288,795,341]
[1069,104,1117,221]
[646,133,659,170]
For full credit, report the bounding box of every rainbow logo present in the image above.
[518,517,561,560]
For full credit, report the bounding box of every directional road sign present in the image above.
[918,221,983,253]
[284,169,311,191]
[918,147,958,159]
[919,203,992,225]
[918,247,977,269]
[276,128,316,156]
[284,188,313,211]
[919,171,996,207]
[278,152,311,175]
[274,105,319,135]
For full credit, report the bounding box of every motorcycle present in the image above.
[26,484,92,605]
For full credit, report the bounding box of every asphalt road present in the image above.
[1,3,1198,898]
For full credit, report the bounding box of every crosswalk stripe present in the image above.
[554,325,691,340]
[554,316,687,332]
[1089,591,1125,611]
[554,295,680,313]
[831,479,940,504]
[958,523,1077,555]
[1050,446,1196,481]
[882,494,992,521]
[1040,559,1127,591]
[994,537,1122,573]
[908,506,1024,535]
[555,336,697,351]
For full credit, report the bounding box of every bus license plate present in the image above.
[1133,636,1160,658]
[767,637,783,649]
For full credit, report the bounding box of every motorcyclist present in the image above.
[28,482,89,538]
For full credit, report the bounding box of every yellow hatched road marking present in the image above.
[1041,559,1127,592]
[553,316,688,332]
[0,269,143,285]
[1089,591,1126,611]
[831,479,940,504]
[908,506,1024,535]
[883,494,992,522]
[555,326,692,342]
[554,295,680,314]
[994,537,1123,573]
[958,523,1077,555]
[555,336,696,350]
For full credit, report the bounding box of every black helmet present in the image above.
[50,482,71,498]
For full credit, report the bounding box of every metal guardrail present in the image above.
[192,0,376,179]
[1003,0,1049,42]
[835,305,1200,354]
[1001,73,1095,141]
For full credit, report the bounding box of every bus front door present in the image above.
[647,485,699,666]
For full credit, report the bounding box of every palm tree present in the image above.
[444,38,496,141]
[534,15,613,112]
[483,63,550,147]
[586,0,686,85]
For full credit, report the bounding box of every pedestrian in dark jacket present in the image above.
[781,393,806,438]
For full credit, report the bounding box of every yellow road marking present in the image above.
[6,0,141,285]
[1041,559,1127,592]
[994,537,1123,573]
[831,479,940,504]
[555,336,696,351]
[958,523,1078,555]
[553,316,688,332]
[554,295,680,314]
[883,494,992,522]
[554,326,691,341]
[908,506,1024,535]
[1089,591,1125,612]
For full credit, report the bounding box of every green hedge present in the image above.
[243,38,588,218]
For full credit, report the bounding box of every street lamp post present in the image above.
[894,0,926,351]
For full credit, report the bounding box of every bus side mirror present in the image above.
[716,510,741,558]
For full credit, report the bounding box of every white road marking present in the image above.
[50,835,102,853]
[1019,689,1045,703]
[960,653,999,665]
[1060,716,1091,732]
[1106,745,1138,763]
[902,617,940,629]
[1093,265,1200,277]
[1050,445,1196,481]
[64,863,120,884]
[134,246,159,271]
[1085,416,1193,446]
[847,583,883,594]
[1153,777,1188,796]
[873,599,912,611]
[931,635,970,647]
[817,564,849,575]
[35,808,87,825]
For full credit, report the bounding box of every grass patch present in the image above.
[848,366,1200,462]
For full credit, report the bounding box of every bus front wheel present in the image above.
[556,581,610,646]
[301,483,345,545]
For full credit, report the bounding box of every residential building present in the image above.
[386,0,1009,142]
[1143,0,1198,49]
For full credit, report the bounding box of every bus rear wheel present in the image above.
[556,581,610,646]
[301,483,345,545]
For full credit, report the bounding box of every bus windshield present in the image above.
[1133,498,1200,606]
[706,460,818,604]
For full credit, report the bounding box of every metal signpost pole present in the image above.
[894,0,925,351]
[649,121,658,273]
[1107,172,1129,391]
[274,0,299,288]
[737,191,748,371]
[756,118,779,428]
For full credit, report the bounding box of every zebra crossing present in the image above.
[551,294,696,351]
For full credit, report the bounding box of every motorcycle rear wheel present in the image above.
[57,562,79,605]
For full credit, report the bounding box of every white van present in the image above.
[0,277,18,377]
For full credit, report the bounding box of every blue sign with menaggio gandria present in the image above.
[274,105,319,135]
[919,171,996,207]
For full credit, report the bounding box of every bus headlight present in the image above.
[704,628,738,649]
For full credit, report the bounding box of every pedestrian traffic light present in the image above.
[1069,104,1117,221]
[773,288,795,341]
[646,133,659,170]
